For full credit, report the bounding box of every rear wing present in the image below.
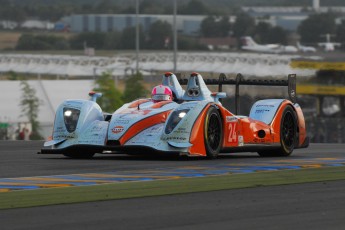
[178,73,297,114]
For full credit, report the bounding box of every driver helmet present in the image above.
[151,85,173,103]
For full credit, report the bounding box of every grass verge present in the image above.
[1,166,345,210]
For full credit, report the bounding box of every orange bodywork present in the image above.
[118,100,174,145]
[236,118,273,144]
[294,105,307,147]
[187,103,275,156]
[270,100,307,147]
[119,111,171,145]
[187,100,307,156]
[150,101,174,109]
[188,104,211,156]
[128,99,151,108]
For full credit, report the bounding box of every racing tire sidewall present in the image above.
[279,105,297,156]
[204,106,223,159]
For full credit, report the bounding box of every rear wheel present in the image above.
[258,106,297,157]
[204,106,223,159]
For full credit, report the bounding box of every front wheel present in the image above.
[204,106,223,159]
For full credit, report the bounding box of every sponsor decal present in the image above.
[255,109,270,114]
[91,126,104,131]
[174,127,189,134]
[238,135,244,146]
[255,104,275,107]
[226,116,238,122]
[54,134,75,139]
[115,119,130,124]
[174,130,190,135]
[112,126,124,134]
[162,136,188,141]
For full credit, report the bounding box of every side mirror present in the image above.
[89,91,102,102]
[211,92,227,103]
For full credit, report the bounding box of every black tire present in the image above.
[63,151,95,159]
[258,106,297,157]
[204,106,223,159]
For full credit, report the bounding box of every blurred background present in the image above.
[0,0,344,142]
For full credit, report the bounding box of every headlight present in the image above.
[178,112,187,118]
[64,110,72,116]
[63,108,80,133]
[165,109,189,134]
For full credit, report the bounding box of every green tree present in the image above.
[200,16,218,37]
[298,13,337,43]
[146,20,172,49]
[16,34,69,50]
[178,35,208,50]
[122,73,149,103]
[103,31,122,49]
[70,32,107,49]
[200,16,231,37]
[253,22,271,43]
[119,26,145,50]
[94,0,114,14]
[267,26,287,44]
[19,80,43,140]
[179,0,208,15]
[140,0,165,14]
[218,16,232,37]
[93,72,123,112]
[0,4,26,23]
[7,71,20,81]
[16,34,38,50]
[254,22,287,44]
[232,12,255,38]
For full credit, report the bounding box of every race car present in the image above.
[39,72,309,159]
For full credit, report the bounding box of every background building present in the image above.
[242,6,345,31]
[63,14,206,36]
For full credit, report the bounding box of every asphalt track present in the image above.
[1,141,345,229]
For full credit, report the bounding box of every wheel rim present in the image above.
[282,111,295,149]
[207,113,221,151]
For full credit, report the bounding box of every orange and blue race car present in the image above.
[39,72,309,159]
